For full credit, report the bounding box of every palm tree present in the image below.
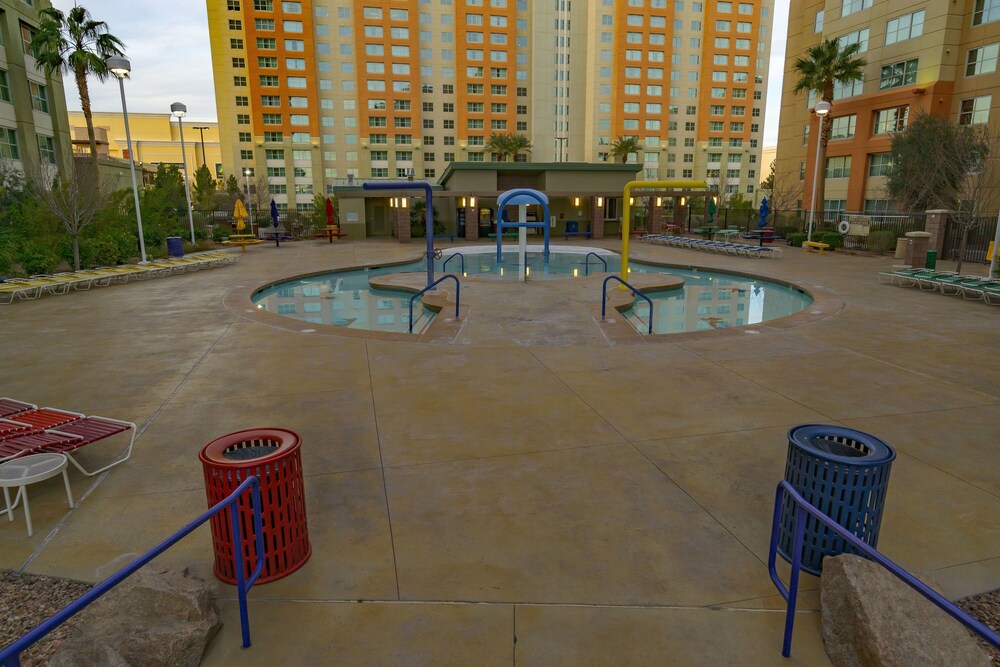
[608,135,641,164]
[33,6,125,186]
[485,132,532,162]
[793,39,866,217]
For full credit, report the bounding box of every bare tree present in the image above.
[760,162,800,224]
[950,124,999,273]
[24,158,111,271]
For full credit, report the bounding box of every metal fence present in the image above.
[941,215,996,264]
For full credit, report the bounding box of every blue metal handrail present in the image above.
[408,273,460,333]
[769,480,1000,659]
[601,275,653,334]
[0,477,265,667]
[442,252,465,274]
[584,252,607,276]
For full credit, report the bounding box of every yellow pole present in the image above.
[620,180,709,282]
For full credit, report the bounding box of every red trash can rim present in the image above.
[199,428,301,466]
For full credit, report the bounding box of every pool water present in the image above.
[252,249,812,335]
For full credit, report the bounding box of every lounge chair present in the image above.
[0,398,36,419]
[0,412,136,477]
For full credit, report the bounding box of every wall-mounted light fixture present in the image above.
[573,197,580,207]
[470,197,477,207]
[597,197,604,207]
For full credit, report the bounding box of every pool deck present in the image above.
[1,237,998,665]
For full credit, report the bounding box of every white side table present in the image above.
[0,453,74,537]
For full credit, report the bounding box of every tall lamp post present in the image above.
[107,56,147,263]
[244,168,254,234]
[170,102,197,243]
[191,126,210,167]
[807,100,832,243]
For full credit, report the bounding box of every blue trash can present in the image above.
[778,425,895,575]
[166,236,184,258]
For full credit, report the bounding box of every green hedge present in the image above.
[817,232,845,249]
[786,232,807,247]
[867,230,896,253]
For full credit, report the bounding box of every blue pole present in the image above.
[363,181,435,287]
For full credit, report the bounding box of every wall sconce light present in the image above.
[460,197,466,207]
[573,197,580,207]
[680,197,686,205]
[401,197,408,207]
[629,197,634,205]
[656,197,662,207]
[470,197,477,207]
[597,197,604,206]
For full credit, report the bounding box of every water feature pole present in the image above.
[363,181,436,287]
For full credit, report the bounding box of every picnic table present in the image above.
[693,226,718,239]
[315,225,348,243]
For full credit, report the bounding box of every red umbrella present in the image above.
[325,198,335,226]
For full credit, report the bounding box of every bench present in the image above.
[803,241,830,254]
[488,232,519,238]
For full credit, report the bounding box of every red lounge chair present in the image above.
[0,412,136,477]
[0,398,35,419]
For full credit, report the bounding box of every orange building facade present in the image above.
[208,0,774,216]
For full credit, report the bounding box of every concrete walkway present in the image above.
[1,238,997,665]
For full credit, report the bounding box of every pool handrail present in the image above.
[362,181,436,288]
[768,479,1000,659]
[601,275,653,334]
[408,273,460,333]
[0,476,265,667]
[584,252,607,275]
[442,252,465,275]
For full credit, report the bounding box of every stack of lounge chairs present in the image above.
[641,235,782,259]
[1,250,239,304]
[878,267,1000,304]
[0,398,136,476]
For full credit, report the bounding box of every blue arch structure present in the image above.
[495,188,550,265]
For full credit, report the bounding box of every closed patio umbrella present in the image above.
[270,199,280,247]
[233,199,248,232]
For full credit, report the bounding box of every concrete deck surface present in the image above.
[1,237,997,665]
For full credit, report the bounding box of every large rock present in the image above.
[821,554,990,667]
[49,567,221,667]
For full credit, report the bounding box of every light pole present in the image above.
[807,99,831,243]
[107,56,147,263]
[191,126,210,167]
[170,102,196,243]
[244,168,254,233]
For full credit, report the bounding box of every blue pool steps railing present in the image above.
[768,479,1000,659]
[408,274,460,333]
[601,275,653,334]
[0,476,265,667]
[583,252,607,276]
[442,252,465,274]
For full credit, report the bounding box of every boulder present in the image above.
[49,567,221,667]
[820,554,990,667]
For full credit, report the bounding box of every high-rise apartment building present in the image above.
[0,0,71,172]
[207,0,773,219]
[776,0,1000,216]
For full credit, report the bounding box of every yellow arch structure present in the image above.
[620,180,710,281]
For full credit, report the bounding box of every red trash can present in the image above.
[200,428,310,584]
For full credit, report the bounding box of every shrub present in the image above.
[17,242,60,275]
[775,225,799,239]
[818,232,845,249]
[213,226,229,242]
[80,235,121,268]
[786,232,807,247]
[867,230,896,253]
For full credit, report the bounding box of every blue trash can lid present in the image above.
[788,424,896,464]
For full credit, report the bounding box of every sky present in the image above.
[55,0,790,146]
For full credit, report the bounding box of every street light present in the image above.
[107,56,147,263]
[807,99,832,243]
[244,168,254,233]
[191,126,210,167]
[170,102,196,243]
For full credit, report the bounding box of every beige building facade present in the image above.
[67,110,223,184]
[776,0,1000,215]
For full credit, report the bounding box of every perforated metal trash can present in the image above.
[778,425,895,575]
[166,236,184,257]
[200,428,310,585]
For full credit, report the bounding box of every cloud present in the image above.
[51,0,218,121]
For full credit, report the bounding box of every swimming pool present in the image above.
[251,247,812,335]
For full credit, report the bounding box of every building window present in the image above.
[240,149,254,160]
[973,0,1000,25]
[0,127,19,160]
[227,0,240,9]
[966,44,999,76]
[842,0,871,17]
[29,82,49,113]
[885,10,924,45]
[879,59,918,90]
[814,10,824,32]
[873,106,908,134]
[256,38,276,49]
[253,0,272,9]
[235,95,249,107]
[258,56,278,68]
[229,38,244,50]
[262,113,280,124]
[830,114,856,139]
[868,153,892,177]
[0,71,10,104]
[959,95,992,125]
[35,134,55,163]
[825,155,851,178]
